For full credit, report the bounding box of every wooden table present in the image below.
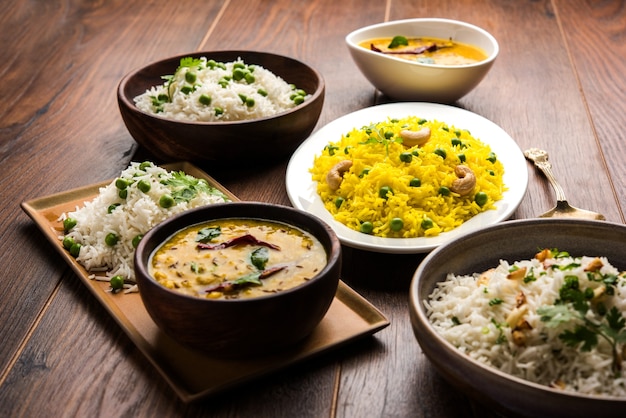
[2,0,624,416]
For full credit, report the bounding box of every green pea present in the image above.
[389,218,404,231]
[132,234,143,248]
[184,71,196,83]
[335,196,345,209]
[438,186,451,196]
[115,178,129,190]
[118,189,128,199]
[411,149,420,156]
[139,161,152,170]
[474,192,488,207]
[293,95,305,105]
[105,233,119,246]
[244,73,255,84]
[399,152,413,163]
[107,203,120,214]
[245,97,255,107]
[434,148,447,159]
[159,194,175,208]
[451,138,462,147]
[487,152,497,163]
[233,68,246,81]
[110,275,124,291]
[360,221,374,234]
[62,236,75,250]
[458,153,466,163]
[207,59,217,68]
[421,217,434,230]
[379,186,393,199]
[156,94,169,103]
[359,168,371,178]
[233,62,246,69]
[384,131,394,139]
[199,94,211,106]
[409,178,421,187]
[63,217,77,232]
[70,242,81,257]
[257,88,268,97]
[181,85,193,94]
[136,179,151,193]
[214,107,224,116]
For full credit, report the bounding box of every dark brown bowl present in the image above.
[134,202,341,357]
[409,218,626,418]
[118,51,325,164]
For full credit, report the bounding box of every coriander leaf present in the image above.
[538,305,578,327]
[560,326,598,352]
[178,57,204,70]
[606,306,626,331]
[162,171,227,204]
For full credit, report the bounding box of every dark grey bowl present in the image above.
[409,218,626,418]
[118,50,325,164]
[134,202,341,357]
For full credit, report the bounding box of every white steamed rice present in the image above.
[60,162,229,284]
[133,57,308,122]
[425,251,626,397]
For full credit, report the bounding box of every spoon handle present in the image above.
[524,148,567,202]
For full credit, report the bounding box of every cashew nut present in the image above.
[507,266,527,281]
[326,160,353,191]
[450,165,476,196]
[399,127,431,147]
[584,257,603,272]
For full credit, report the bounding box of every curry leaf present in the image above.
[388,35,408,49]
[250,247,269,270]
[196,226,221,243]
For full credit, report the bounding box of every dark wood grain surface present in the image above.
[1,0,624,416]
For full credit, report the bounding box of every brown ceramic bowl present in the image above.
[118,51,325,164]
[134,202,341,357]
[409,218,626,418]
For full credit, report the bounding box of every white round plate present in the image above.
[286,102,528,254]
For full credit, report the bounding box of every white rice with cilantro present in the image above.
[134,56,309,122]
[424,249,626,397]
[60,162,229,285]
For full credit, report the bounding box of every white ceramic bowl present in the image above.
[346,18,499,103]
[409,218,626,417]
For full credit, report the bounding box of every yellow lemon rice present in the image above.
[310,116,506,238]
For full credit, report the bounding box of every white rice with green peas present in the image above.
[60,162,229,288]
[425,249,626,397]
[134,56,308,122]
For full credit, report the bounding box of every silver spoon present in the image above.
[524,148,605,220]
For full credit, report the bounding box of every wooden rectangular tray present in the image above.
[21,162,390,402]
